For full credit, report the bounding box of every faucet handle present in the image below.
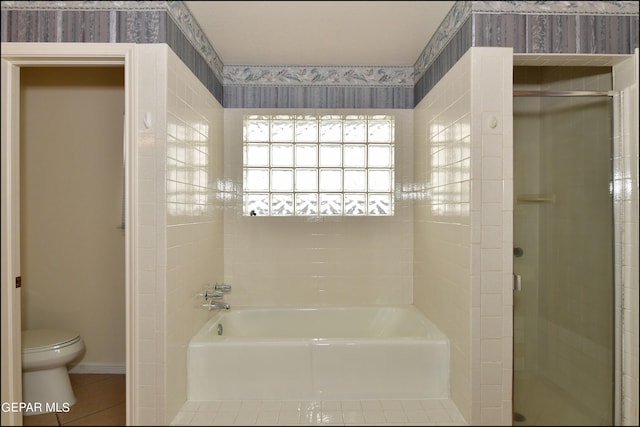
[210,290,224,299]
[199,288,223,300]
[214,282,232,293]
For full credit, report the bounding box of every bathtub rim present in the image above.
[190,304,449,344]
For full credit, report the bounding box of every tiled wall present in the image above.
[165,49,224,421]
[134,44,168,425]
[413,47,513,425]
[223,109,414,306]
[413,52,473,420]
[134,44,224,425]
[468,48,514,426]
[612,52,639,426]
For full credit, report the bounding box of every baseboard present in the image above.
[69,363,126,375]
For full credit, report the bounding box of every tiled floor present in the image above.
[23,374,126,426]
[21,373,468,426]
[171,398,467,426]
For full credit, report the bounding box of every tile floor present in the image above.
[21,373,468,426]
[22,374,125,426]
[171,398,468,426]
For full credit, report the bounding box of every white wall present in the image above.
[20,67,126,371]
[223,109,414,306]
[413,47,514,425]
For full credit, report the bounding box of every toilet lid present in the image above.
[22,329,81,353]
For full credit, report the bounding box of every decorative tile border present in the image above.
[223,65,414,87]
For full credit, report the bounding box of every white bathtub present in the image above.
[188,305,449,400]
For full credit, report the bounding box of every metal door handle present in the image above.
[513,274,522,291]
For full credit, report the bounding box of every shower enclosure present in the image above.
[512,78,614,425]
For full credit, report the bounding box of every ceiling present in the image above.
[184,1,455,67]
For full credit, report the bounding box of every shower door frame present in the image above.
[511,52,639,426]
[512,89,616,425]
[0,43,138,426]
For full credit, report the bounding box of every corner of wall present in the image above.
[469,46,514,426]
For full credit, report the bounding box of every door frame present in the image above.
[1,42,137,426]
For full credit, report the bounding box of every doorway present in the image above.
[19,66,126,425]
[1,44,136,426]
[512,68,614,425]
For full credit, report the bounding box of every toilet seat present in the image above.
[22,329,81,353]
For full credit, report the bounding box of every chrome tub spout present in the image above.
[203,301,230,310]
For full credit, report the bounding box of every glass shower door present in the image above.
[512,95,614,426]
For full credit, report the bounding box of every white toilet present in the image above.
[21,329,85,415]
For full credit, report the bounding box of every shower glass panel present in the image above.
[513,95,613,425]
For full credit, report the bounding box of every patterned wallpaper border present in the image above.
[223,65,414,87]
[2,0,638,105]
[0,0,225,81]
[0,1,166,11]
[472,1,640,15]
[412,1,639,83]
[4,0,637,89]
[166,1,223,82]
[413,1,472,84]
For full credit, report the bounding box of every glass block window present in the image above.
[243,115,395,216]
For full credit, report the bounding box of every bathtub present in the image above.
[187,305,449,401]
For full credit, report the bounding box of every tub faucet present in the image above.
[203,301,230,310]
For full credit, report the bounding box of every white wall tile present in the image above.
[223,109,414,306]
